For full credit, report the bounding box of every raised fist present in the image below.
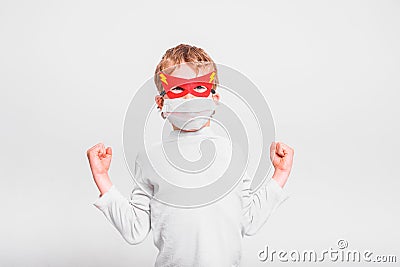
[87,143,113,177]
[270,142,294,187]
[270,142,294,174]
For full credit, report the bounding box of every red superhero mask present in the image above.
[159,71,216,99]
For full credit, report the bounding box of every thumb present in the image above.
[106,147,112,157]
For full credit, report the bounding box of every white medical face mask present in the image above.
[161,98,217,131]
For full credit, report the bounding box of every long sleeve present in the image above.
[92,160,152,245]
[241,174,289,236]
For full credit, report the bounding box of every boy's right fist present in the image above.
[87,143,113,177]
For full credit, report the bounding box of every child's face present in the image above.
[155,64,220,109]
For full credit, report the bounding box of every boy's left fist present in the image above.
[270,142,294,187]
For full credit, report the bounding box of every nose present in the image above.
[182,93,196,99]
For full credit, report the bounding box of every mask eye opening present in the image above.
[171,86,185,91]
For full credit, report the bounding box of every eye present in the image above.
[194,85,207,93]
[171,86,184,93]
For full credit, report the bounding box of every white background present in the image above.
[1,0,399,266]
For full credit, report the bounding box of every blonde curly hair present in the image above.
[154,44,219,93]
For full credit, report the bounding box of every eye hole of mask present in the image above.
[193,85,207,93]
[171,86,185,93]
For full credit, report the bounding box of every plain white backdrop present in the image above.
[1,0,399,266]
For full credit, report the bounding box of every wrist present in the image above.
[93,172,109,181]
[272,169,290,188]
[93,173,113,196]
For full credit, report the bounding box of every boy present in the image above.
[87,44,294,266]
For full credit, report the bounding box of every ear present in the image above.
[155,95,164,109]
[212,92,220,103]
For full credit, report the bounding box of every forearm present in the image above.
[93,184,151,245]
[272,169,290,188]
[242,141,293,235]
[242,178,289,236]
[93,173,113,196]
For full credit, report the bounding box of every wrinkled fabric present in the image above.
[93,127,289,266]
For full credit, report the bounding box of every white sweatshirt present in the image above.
[93,127,289,267]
